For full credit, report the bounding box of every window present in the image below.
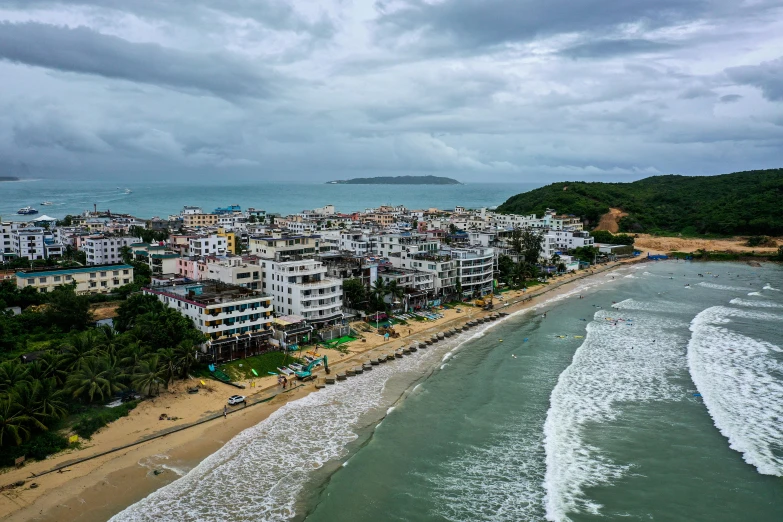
[90,273,96,278]
[39,277,47,283]
[123,270,129,275]
[90,281,96,288]
[54,275,61,282]
[100,272,107,277]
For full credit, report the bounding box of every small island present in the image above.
[0,176,19,182]
[326,175,461,185]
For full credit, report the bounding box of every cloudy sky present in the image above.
[1,0,782,182]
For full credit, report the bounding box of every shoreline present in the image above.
[0,259,642,522]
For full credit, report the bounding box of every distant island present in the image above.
[497,168,783,236]
[327,175,461,185]
[0,176,19,182]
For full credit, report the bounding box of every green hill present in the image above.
[497,169,783,236]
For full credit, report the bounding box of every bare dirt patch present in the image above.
[594,208,628,233]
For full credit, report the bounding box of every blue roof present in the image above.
[16,264,133,279]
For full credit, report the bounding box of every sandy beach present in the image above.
[1,257,644,522]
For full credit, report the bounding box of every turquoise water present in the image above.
[111,262,783,522]
[0,179,537,220]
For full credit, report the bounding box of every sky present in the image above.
[0,0,782,183]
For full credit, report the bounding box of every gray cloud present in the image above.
[726,57,783,101]
[377,0,712,48]
[559,39,678,59]
[719,94,742,103]
[0,22,276,99]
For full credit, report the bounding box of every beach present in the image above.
[0,260,634,522]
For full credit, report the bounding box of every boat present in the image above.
[17,206,39,215]
[40,201,53,206]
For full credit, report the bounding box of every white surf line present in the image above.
[696,282,754,292]
[763,284,780,291]
[729,298,783,309]
[544,308,688,521]
[687,306,783,477]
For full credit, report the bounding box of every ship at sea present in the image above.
[17,206,39,215]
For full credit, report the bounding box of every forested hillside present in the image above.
[497,169,783,235]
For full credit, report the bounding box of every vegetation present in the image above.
[0,292,206,464]
[497,169,783,235]
[221,352,301,381]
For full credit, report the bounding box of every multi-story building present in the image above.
[546,230,594,253]
[183,213,218,228]
[15,264,133,294]
[390,251,458,300]
[132,243,180,276]
[249,232,321,261]
[375,232,439,258]
[0,221,18,262]
[217,227,238,254]
[202,256,262,290]
[143,280,273,362]
[11,227,64,260]
[81,235,138,265]
[338,230,373,255]
[188,234,228,257]
[264,258,343,328]
[377,266,435,310]
[446,246,495,297]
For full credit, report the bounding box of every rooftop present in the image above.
[145,280,269,306]
[16,264,133,278]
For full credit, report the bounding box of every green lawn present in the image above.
[220,351,302,381]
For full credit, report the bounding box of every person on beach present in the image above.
[223,406,227,419]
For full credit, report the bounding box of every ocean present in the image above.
[110,261,783,522]
[0,179,538,220]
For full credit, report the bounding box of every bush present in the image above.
[0,431,69,467]
[72,400,139,439]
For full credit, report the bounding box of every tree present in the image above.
[497,255,515,286]
[120,245,133,264]
[45,284,92,332]
[132,355,166,396]
[385,280,405,311]
[156,348,177,389]
[60,331,99,371]
[370,277,387,311]
[67,357,120,403]
[520,230,544,265]
[342,278,366,311]
[24,379,69,424]
[114,294,165,332]
[0,397,44,446]
[551,253,561,266]
[174,340,199,379]
[0,361,29,394]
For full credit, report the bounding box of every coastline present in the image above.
[0,259,642,522]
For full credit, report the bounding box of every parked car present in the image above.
[227,395,245,405]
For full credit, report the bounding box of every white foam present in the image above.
[763,284,780,291]
[544,310,687,521]
[748,291,762,296]
[729,298,783,309]
[611,298,697,314]
[687,306,783,477]
[386,406,396,415]
[112,319,501,522]
[697,282,752,292]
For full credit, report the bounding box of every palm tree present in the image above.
[132,355,167,397]
[0,360,30,394]
[156,348,177,389]
[370,277,387,310]
[385,280,405,312]
[96,324,123,358]
[0,397,44,446]
[174,340,199,379]
[60,331,99,371]
[119,341,148,371]
[67,357,117,403]
[36,352,67,386]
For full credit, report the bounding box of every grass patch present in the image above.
[71,400,139,439]
[220,351,302,380]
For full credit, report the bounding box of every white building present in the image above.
[16,264,133,294]
[11,227,64,260]
[446,246,495,297]
[202,256,263,290]
[81,235,138,265]
[1,221,19,262]
[264,258,343,328]
[188,234,228,257]
[143,281,273,363]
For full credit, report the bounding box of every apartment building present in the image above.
[375,232,439,258]
[446,246,495,297]
[264,258,343,328]
[16,264,133,294]
[248,233,321,261]
[217,228,238,254]
[202,256,262,290]
[377,266,435,310]
[81,235,138,265]
[133,243,180,276]
[390,250,458,299]
[188,235,228,257]
[11,227,64,260]
[143,281,273,362]
[0,221,17,262]
[183,213,218,228]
